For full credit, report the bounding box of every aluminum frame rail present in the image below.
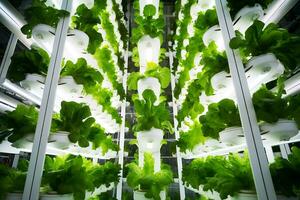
[215,0,277,199]
[116,2,130,199]
[170,51,186,200]
[0,0,33,48]
[22,1,72,199]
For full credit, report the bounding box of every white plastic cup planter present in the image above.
[65,29,89,62]
[245,53,285,93]
[233,4,264,34]
[211,53,284,97]
[32,24,55,53]
[133,190,166,200]
[137,128,163,172]
[139,0,159,18]
[137,35,160,73]
[39,193,73,200]
[32,24,89,62]
[57,76,84,98]
[260,119,298,144]
[211,71,233,94]
[219,127,244,146]
[190,0,215,21]
[203,138,223,151]
[137,77,161,104]
[47,131,71,150]
[202,25,225,52]
[20,74,45,98]
[45,0,94,14]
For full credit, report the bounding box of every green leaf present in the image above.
[8,46,49,82]
[229,35,245,49]
[142,89,157,104]
[143,5,156,17]
[177,121,206,153]
[126,153,173,199]
[127,72,142,90]
[199,99,241,139]
[4,104,39,143]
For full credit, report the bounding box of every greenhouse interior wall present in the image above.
[0,0,300,199]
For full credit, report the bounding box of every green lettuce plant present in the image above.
[88,161,121,188]
[53,101,96,147]
[8,47,49,82]
[204,152,255,199]
[72,3,104,54]
[126,153,173,200]
[61,58,104,93]
[177,78,205,125]
[21,0,69,38]
[183,152,255,199]
[61,58,122,124]
[0,159,28,199]
[270,146,300,197]
[86,124,119,154]
[52,101,119,153]
[199,99,241,139]
[100,11,119,53]
[94,46,125,99]
[3,104,39,143]
[182,155,227,189]
[127,63,171,90]
[174,0,197,60]
[43,155,92,200]
[132,90,173,133]
[112,0,128,49]
[132,3,164,44]
[177,121,206,153]
[174,8,223,98]
[100,10,125,72]
[230,20,300,72]
[72,1,126,71]
[252,85,288,123]
[43,155,121,200]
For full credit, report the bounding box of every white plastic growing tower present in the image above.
[134,0,166,199]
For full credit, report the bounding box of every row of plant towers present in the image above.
[128,0,172,199]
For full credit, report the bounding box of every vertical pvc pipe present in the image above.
[0,34,17,84]
[169,51,186,200]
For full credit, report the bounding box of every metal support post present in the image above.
[22,1,72,200]
[265,146,275,163]
[12,153,20,168]
[116,6,130,198]
[215,0,277,199]
[170,51,186,200]
[279,144,291,159]
[0,0,33,48]
[0,34,17,84]
[116,67,128,200]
